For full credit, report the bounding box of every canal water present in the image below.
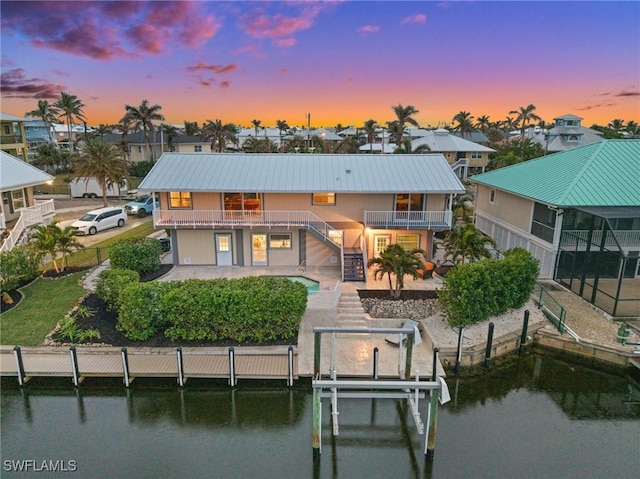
[1,353,638,479]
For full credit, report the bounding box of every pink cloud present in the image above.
[280,67,289,74]
[187,63,238,74]
[240,13,313,39]
[401,14,427,25]
[357,25,380,35]
[275,38,297,48]
[220,81,231,89]
[0,68,64,99]
[0,0,219,60]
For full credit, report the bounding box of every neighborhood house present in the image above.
[138,153,466,281]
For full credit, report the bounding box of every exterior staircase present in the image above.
[336,293,369,328]
[343,249,366,281]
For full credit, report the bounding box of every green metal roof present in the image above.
[470,140,640,207]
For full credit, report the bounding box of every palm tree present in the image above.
[94,124,113,139]
[475,115,491,134]
[276,119,290,151]
[452,111,475,138]
[55,224,84,271]
[391,104,420,146]
[183,121,200,137]
[608,119,625,131]
[362,119,379,153]
[29,223,61,273]
[242,137,276,153]
[161,124,178,153]
[625,120,639,137]
[452,191,475,223]
[509,104,541,138]
[26,100,59,144]
[393,138,430,154]
[251,119,262,138]
[123,100,164,162]
[54,92,86,153]
[201,119,237,152]
[367,244,426,298]
[443,223,496,265]
[72,138,130,206]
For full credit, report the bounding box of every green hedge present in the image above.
[95,268,140,313]
[0,245,41,291]
[109,237,162,275]
[438,247,539,327]
[117,276,307,342]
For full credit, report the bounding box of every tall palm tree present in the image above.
[201,119,237,152]
[276,119,290,151]
[183,121,200,137]
[362,119,379,153]
[386,120,404,146]
[251,119,262,138]
[123,100,164,162]
[26,100,59,144]
[391,104,420,146]
[502,116,518,137]
[608,119,625,131]
[161,124,178,153]
[443,223,496,265]
[625,120,639,137]
[509,104,541,138]
[54,92,86,153]
[475,115,491,134]
[72,138,130,206]
[452,111,475,138]
[367,244,426,298]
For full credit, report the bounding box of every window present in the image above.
[138,146,142,153]
[471,152,483,159]
[223,193,262,217]
[396,234,419,250]
[313,193,335,205]
[269,233,292,249]
[169,191,192,208]
[3,125,10,135]
[530,202,556,243]
[489,189,496,204]
[568,135,579,141]
[194,145,202,152]
[395,194,424,213]
[11,189,24,210]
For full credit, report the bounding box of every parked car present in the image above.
[124,195,159,217]
[71,207,127,235]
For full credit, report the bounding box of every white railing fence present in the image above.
[363,210,453,229]
[0,200,55,253]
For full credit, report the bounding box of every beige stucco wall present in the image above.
[475,185,532,232]
[175,230,216,265]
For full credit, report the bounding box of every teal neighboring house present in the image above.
[471,140,640,319]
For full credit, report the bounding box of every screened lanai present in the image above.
[556,206,640,318]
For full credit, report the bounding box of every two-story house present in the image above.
[0,112,28,161]
[530,114,604,154]
[1,151,55,252]
[138,153,465,281]
[471,140,640,318]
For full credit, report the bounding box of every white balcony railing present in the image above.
[363,210,453,229]
[0,199,56,253]
[561,229,640,248]
[153,209,343,248]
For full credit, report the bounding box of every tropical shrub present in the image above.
[116,277,307,342]
[96,268,140,313]
[109,237,162,275]
[367,244,426,298]
[117,281,179,340]
[0,245,41,291]
[438,248,539,327]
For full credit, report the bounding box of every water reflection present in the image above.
[1,355,639,479]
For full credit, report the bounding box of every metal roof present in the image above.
[470,140,640,207]
[410,130,495,153]
[0,151,54,190]
[138,153,466,194]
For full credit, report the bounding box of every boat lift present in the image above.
[311,326,450,460]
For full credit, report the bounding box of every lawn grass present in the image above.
[47,221,157,270]
[0,272,86,345]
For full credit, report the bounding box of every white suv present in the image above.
[71,207,127,235]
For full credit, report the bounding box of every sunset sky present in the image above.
[1,0,639,129]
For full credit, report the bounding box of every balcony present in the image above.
[560,229,640,249]
[153,209,343,248]
[363,210,453,230]
[0,134,25,145]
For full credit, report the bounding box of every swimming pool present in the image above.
[274,276,320,293]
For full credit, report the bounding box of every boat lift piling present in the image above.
[311,326,450,460]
